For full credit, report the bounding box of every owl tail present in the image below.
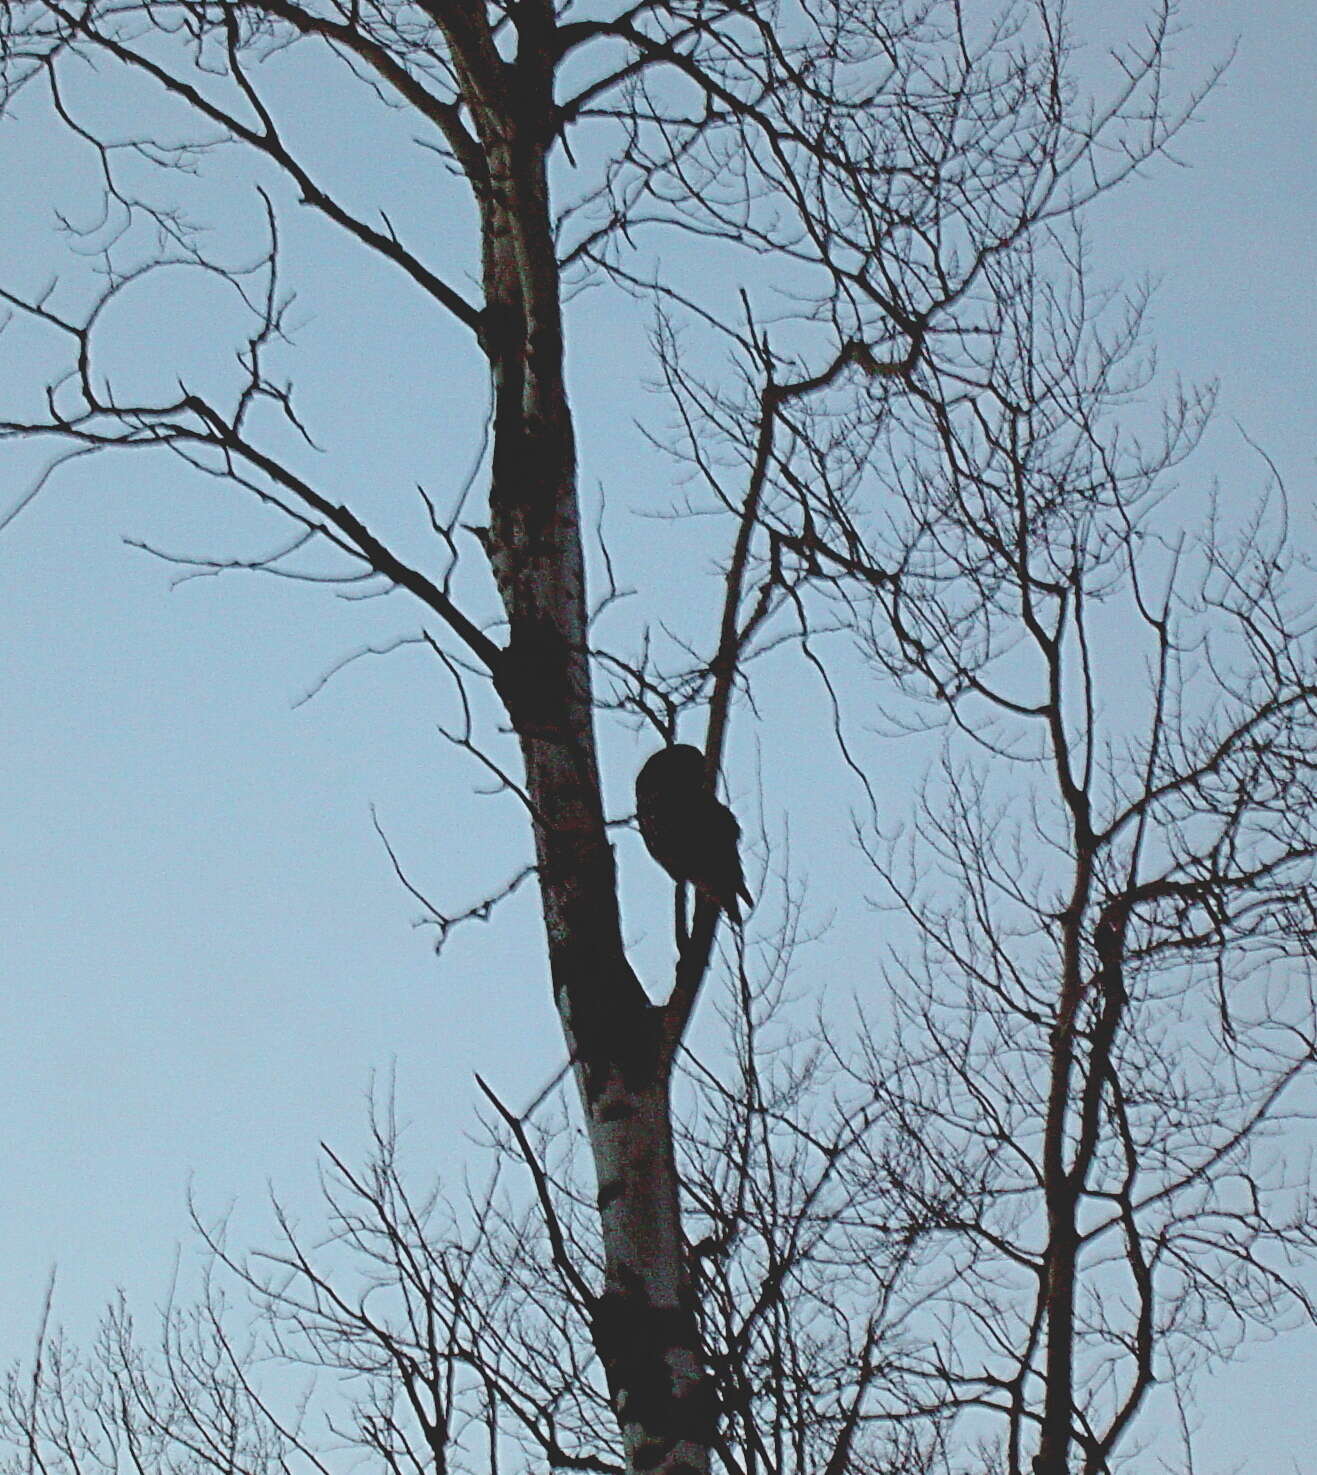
[698,878,753,924]
[728,880,754,925]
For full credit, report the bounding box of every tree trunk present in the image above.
[1034,885,1090,1475]
[449,10,714,1469]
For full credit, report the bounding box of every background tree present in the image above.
[0,2,1313,1474]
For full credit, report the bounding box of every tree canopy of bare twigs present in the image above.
[1,2,1313,1473]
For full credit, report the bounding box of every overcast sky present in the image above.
[2,2,1314,1470]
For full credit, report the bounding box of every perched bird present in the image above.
[635,744,753,922]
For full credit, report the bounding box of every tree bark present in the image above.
[441,4,715,1468]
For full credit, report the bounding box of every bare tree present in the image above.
[816,266,1317,1472]
[1,2,1312,1474]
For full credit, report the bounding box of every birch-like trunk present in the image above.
[441,7,714,1469]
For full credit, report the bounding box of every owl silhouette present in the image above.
[635,744,752,922]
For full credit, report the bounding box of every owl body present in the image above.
[635,744,752,922]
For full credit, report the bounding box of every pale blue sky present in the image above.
[2,2,1314,1470]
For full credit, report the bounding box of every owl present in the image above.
[635,744,752,922]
